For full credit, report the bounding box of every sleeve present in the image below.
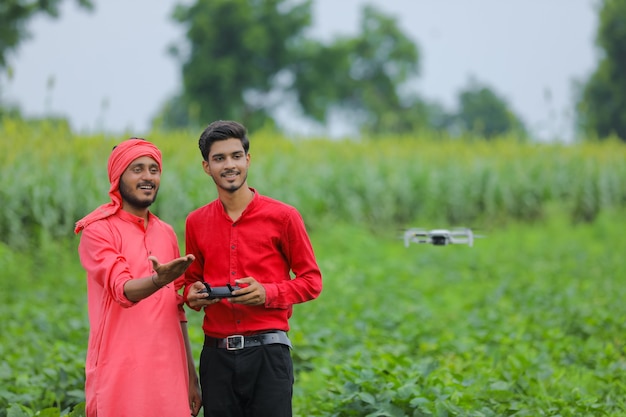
[78,222,137,308]
[263,208,323,309]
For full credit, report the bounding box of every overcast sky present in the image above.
[1,0,599,141]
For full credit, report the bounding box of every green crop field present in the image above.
[1,119,626,416]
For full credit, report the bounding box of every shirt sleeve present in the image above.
[78,222,137,308]
[263,208,323,309]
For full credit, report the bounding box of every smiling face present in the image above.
[119,155,161,215]
[202,138,250,194]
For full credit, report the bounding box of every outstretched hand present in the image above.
[149,254,195,287]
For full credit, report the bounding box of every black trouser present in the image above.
[200,341,294,417]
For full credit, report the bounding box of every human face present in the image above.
[202,138,250,193]
[119,156,161,214]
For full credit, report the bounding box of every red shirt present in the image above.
[184,188,322,338]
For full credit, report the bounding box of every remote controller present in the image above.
[200,282,242,299]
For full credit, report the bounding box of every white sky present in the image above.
[1,0,599,141]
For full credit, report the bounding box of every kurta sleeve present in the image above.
[78,222,137,308]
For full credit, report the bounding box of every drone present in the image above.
[403,228,479,247]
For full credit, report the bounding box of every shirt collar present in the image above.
[117,208,153,229]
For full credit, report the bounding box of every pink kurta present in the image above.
[78,209,190,417]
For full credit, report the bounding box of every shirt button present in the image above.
[231,245,235,249]
[231,272,236,275]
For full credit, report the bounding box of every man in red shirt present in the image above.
[184,120,322,417]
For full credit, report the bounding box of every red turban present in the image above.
[74,138,163,234]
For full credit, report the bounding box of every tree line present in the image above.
[0,0,624,141]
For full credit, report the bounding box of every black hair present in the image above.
[198,120,249,161]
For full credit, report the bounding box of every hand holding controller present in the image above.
[200,282,242,299]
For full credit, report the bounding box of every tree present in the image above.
[161,0,313,131]
[0,0,93,69]
[157,1,442,135]
[577,0,626,141]
[0,0,92,120]
[290,5,432,135]
[453,79,526,139]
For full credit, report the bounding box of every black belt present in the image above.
[204,331,292,350]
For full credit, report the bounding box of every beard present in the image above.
[215,170,248,193]
[119,179,158,209]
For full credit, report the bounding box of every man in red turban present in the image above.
[75,138,201,417]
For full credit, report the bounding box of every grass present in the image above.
[2,212,625,416]
[289,212,626,416]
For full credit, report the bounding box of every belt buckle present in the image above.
[226,335,245,350]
